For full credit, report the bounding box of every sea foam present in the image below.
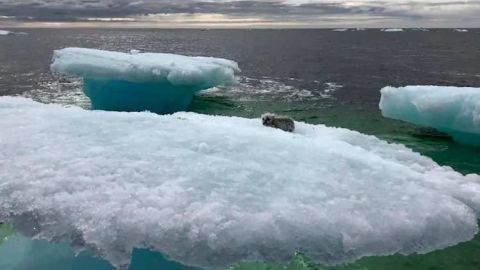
[50,48,240,114]
[1,97,480,269]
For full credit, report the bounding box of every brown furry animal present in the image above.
[261,113,295,132]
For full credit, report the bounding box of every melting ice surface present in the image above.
[380,86,480,146]
[2,97,480,269]
[50,48,240,114]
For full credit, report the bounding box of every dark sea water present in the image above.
[1,28,480,270]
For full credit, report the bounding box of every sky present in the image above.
[0,0,479,28]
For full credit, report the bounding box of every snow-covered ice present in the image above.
[454,29,469,32]
[380,86,480,146]
[332,28,348,32]
[1,97,480,269]
[50,48,240,114]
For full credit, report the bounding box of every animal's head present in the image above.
[261,113,275,126]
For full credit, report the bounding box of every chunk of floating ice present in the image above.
[1,97,480,269]
[380,86,480,146]
[454,29,469,32]
[50,47,240,114]
[381,28,404,32]
[411,28,429,32]
[0,30,26,35]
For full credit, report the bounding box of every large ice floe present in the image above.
[50,48,240,114]
[380,86,480,146]
[1,97,480,269]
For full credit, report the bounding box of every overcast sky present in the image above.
[1,0,479,28]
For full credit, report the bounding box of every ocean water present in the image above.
[1,28,480,269]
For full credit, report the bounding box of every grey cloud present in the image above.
[0,0,480,24]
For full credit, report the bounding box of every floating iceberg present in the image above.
[411,28,429,32]
[381,28,404,32]
[332,28,348,32]
[454,29,469,32]
[1,97,480,269]
[50,48,240,114]
[0,30,26,36]
[380,86,480,146]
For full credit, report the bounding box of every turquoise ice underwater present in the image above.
[1,47,480,270]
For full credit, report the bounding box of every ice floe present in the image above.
[332,28,366,32]
[411,28,429,32]
[50,47,240,114]
[1,97,480,269]
[380,86,480,146]
[381,28,404,32]
[0,30,27,35]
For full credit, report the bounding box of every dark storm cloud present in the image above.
[0,0,480,25]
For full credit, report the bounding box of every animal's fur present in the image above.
[261,113,295,132]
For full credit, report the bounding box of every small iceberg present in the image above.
[380,86,480,146]
[332,28,348,32]
[2,97,480,269]
[454,29,469,32]
[50,47,240,114]
[381,28,404,32]
[0,30,27,36]
[411,28,429,32]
